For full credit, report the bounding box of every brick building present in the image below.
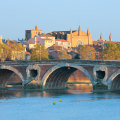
[51,25,93,47]
[25,26,42,40]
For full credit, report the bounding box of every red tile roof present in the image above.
[93,40,118,45]
[25,52,30,55]
[44,39,52,40]
[55,39,68,42]
[48,45,62,50]
[6,40,17,45]
[27,42,34,44]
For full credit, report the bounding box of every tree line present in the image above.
[0,43,120,61]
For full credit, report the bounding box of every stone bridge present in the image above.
[0,60,120,91]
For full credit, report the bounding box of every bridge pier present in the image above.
[93,78,108,91]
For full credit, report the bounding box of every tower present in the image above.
[87,29,90,45]
[35,26,39,30]
[100,33,103,40]
[70,28,72,35]
[78,25,81,36]
[109,33,112,42]
[87,29,89,36]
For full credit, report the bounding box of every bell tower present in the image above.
[70,28,72,35]
[87,29,90,45]
[109,33,112,42]
[35,26,39,30]
[87,29,89,36]
[78,25,81,36]
[100,33,103,40]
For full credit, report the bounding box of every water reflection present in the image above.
[68,84,93,93]
[0,84,120,101]
[1,84,120,120]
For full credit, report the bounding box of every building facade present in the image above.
[25,26,42,40]
[93,33,114,46]
[26,34,55,49]
[51,26,93,47]
[55,39,71,49]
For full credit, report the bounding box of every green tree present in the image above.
[11,43,25,60]
[31,45,49,60]
[102,43,120,60]
[78,46,96,59]
[58,50,72,59]
[0,44,12,61]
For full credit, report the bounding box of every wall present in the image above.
[68,70,91,83]
[67,31,93,47]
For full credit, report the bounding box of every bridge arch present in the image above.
[0,65,24,85]
[107,69,120,90]
[41,63,94,89]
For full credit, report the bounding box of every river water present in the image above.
[0,84,120,120]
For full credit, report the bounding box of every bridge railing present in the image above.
[0,59,120,66]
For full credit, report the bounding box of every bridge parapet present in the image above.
[1,59,120,66]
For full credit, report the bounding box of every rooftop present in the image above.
[55,39,68,42]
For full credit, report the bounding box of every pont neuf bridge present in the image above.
[0,59,120,91]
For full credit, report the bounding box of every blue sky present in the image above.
[0,0,120,41]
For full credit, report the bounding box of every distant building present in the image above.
[48,45,62,59]
[109,33,112,42]
[39,34,55,48]
[26,34,55,49]
[25,26,42,40]
[6,40,18,46]
[55,39,71,49]
[51,25,93,47]
[93,33,116,46]
[48,45,69,59]
[25,52,31,61]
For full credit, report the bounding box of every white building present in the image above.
[25,34,55,49]
[55,39,71,49]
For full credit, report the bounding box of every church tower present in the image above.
[109,33,112,42]
[87,29,89,36]
[70,28,72,35]
[35,26,39,30]
[100,33,103,40]
[87,29,90,45]
[78,25,81,36]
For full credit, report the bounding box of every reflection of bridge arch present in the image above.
[107,69,120,90]
[0,65,24,85]
[41,64,94,89]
